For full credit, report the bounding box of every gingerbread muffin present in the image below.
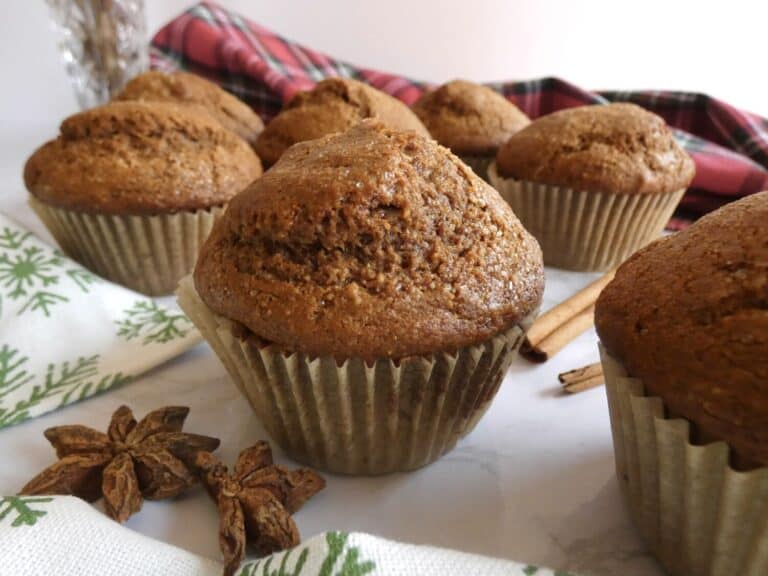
[179,120,544,475]
[412,80,529,180]
[115,70,264,145]
[595,191,768,576]
[25,101,262,295]
[253,77,429,167]
[489,103,695,270]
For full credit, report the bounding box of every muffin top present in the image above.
[195,120,544,360]
[253,77,430,167]
[412,80,530,156]
[24,101,263,215]
[496,103,695,194]
[115,71,264,144]
[595,191,768,468]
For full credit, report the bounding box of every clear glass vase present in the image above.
[46,0,148,109]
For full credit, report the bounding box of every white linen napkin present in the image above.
[0,495,576,576]
[0,213,200,429]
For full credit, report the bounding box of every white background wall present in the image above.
[1,0,767,132]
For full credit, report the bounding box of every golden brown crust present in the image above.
[595,191,768,468]
[496,103,695,194]
[253,78,430,167]
[412,80,530,156]
[195,120,544,360]
[24,101,263,216]
[115,71,264,144]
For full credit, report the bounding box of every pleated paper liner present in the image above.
[459,154,494,183]
[599,344,768,576]
[30,196,225,296]
[177,275,531,476]
[488,162,685,271]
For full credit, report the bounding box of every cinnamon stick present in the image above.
[520,268,616,363]
[562,374,605,394]
[558,362,605,394]
[520,305,595,362]
[558,362,603,385]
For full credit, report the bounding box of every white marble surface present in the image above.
[0,127,663,576]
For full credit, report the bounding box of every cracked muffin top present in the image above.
[496,103,695,194]
[412,80,530,156]
[195,120,544,360]
[253,77,429,167]
[595,191,768,468]
[24,101,263,215]
[115,71,264,145]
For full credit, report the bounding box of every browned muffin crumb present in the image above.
[412,80,530,156]
[196,120,544,360]
[596,191,768,468]
[24,101,263,215]
[496,103,695,194]
[254,77,430,167]
[115,71,264,144]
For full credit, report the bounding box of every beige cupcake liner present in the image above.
[599,344,768,576]
[488,162,685,271]
[458,154,494,183]
[30,197,225,296]
[177,275,531,475]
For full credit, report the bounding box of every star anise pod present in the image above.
[191,441,325,576]
[20,405,220,523]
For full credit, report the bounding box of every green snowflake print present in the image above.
[0,245,67,315]
[0,226,96,317]
[0,345,34,406]
[239,532,375,576]
[0,227,31,251]
[0,347,129,429]
[0,496,53,527]
[239,548,310,576]
[0,244,61,297]
[66,267,98,292]
[116,300,193,345]
[319,532,375,576]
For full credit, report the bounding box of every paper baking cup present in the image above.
[178,276,530,475]
[488,162,684,271]
[599,344,768,576]
[458,154,494,183]
[30,197,225,296]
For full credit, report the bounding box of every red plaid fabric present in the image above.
[151,1,768,227]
